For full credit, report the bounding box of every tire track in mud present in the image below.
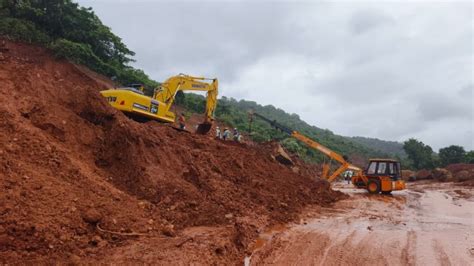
[249,182,474,266]
[319,230,357,265]
[401,230,417,266]
[433,240,452,266]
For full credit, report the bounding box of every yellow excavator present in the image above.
[100,74,218,133]
[249,112,406,194]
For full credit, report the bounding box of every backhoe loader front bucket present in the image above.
[196,122,212,134]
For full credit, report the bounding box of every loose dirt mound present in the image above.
[401,170,416,181]
[445,163,474,175]
[415,164,474,186]
[0,40,343,264]
[416,169,432,180]
[431,168,453,182]
[446,164,474,184]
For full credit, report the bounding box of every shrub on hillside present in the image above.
[50,39,159,89]
[0,17,50,44]
[51,39,100,65]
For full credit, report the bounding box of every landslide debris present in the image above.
[414,164,474,185]
[0,40,343,264]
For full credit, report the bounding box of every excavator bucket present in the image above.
[196,122,212,134]
[322,163,330,179]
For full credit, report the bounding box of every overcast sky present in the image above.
[77,0,473,151]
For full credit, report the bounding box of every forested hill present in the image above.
[350,137,406,158]
[177,93,405,163]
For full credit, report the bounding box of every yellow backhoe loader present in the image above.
[100,74,218,134]
[249,112,406,194]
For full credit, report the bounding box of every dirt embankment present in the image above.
[0,40,343,264]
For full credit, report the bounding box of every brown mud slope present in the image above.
[0,40,343,264]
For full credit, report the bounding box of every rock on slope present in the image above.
[0,40,343,264]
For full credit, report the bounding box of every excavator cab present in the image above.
[118,84,145,94]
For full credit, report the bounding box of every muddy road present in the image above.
[248,182,474,266]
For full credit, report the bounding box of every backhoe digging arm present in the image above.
[250,112,361,182]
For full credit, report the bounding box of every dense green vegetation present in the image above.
[350,137,406,158]
[465,151,474,164]
[0,0,158,88]
[403,138,436,170]
[439,145,470,166]
[403,139,473,170]
[177,93,404,164]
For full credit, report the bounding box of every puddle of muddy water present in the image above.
[244,224,288,265]
[244,256,250,266]
[253,224,287,249]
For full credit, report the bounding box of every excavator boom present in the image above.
[154,74,218,124]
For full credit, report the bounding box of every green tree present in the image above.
[465,151,474,163]
[281,138,303,154]
[439,145,466,166]
[403,138,435,170]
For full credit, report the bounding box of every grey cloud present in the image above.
[85,1,302,81]
[459,83,473,98]
[349,9,394,35]
[416,95,471,121]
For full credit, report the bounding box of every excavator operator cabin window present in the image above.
[367,162,377,174]
[377,162,387,174]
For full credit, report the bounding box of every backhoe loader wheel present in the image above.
[367,180,381,194]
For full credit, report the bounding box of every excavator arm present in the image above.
[153,74,218,124]
[291,132,361,182]
[250,112,361,182]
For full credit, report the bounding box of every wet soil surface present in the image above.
[249,181,474,265]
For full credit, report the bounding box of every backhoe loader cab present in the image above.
[365,159,401,180]
[353,159,405,194]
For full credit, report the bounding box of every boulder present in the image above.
[81,209,102,224]
[432,168,453,182]
[401,170,416,181]
[446,163,474,174]
[454,170,474,182]
[416,169,432,180]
